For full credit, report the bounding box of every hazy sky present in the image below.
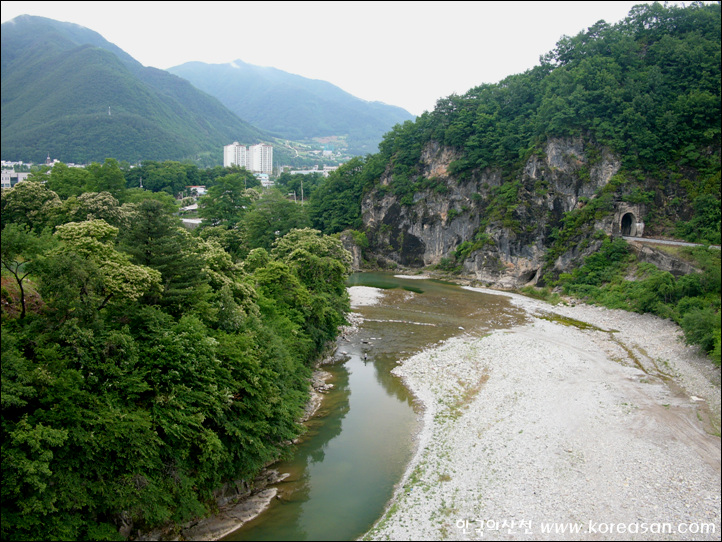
[0,1,690,116]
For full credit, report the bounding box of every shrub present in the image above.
[681,307,721,354]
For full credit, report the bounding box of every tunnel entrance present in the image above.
[621,213,635,236]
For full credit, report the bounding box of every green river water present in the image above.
[223,273,526,541]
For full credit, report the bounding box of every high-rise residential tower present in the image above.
[223,142,273,174]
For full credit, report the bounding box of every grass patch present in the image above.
[645,243,700,265]
[517,285,563,305]
[537,312,606,331]
[441,373,489,421]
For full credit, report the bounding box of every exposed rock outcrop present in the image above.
[339,231,364,271]
[362,138,624,288]
[627,241,701,277]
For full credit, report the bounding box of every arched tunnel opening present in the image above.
[621,213,635,236]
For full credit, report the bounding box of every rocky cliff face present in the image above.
[626,242,701,277]
[339,231,364,272]
[362,138,623,288]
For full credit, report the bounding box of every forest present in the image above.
[2,2,721,539]
[306,2,721,362]
[1,16,266,166]
[1,161,351,540]
[309,3,720,239]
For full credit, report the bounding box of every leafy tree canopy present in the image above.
[1,183,352,540]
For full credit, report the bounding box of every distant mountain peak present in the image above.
[168,59,415,154]
[1,15,267,164]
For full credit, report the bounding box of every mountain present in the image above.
[167,59,415,155]
[1,15,267,165]
[307,2,720,362]
[310,2,720,283]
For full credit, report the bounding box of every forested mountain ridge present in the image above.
[309,1,720,359]
[310,1,719,273]
[167,59,415,155]
[1,15,268,165]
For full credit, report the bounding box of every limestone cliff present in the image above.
[361,138,639,288]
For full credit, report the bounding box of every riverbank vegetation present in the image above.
[1,171,351,540]
[553,238,721,365]
[304,2,720,362]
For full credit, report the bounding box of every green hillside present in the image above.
[311,1,720,238]
[308,2,721,359]
[167,59,415,155]
[1,16,267,165]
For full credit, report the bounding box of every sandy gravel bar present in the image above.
[349,285,387,306]
[364,290,720,541]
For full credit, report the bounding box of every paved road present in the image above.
[623,236,721,250]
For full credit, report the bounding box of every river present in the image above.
[223,272,526,541]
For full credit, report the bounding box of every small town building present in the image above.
[186,185,207,196]
[1,170,31,190]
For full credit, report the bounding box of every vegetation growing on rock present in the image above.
[306,1,720,360]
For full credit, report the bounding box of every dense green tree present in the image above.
[271,228,352,294]
[56,191,127,228]
[119,200,210,317]
[198,172,259,228]
[308,157,370,233]
[123,188,180,215]
[270,228,352,353]
[674,194,722,245]
[241,189,310,251]
[0,180,62,232]
[45,162,93,199]
[274,171,324,202]
[41,219,162,317]
[1,177,354,542]
[1,225,53,318]
[2,219,353,540]
[123,160,205,196]
[86,159,127,203]
[196,225,248,260]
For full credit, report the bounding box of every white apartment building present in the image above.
[1,170,30,190]
[223,142,250,170]
[223,142,273,174]
[250,144,273,174]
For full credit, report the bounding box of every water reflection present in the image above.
[225,273,525,541]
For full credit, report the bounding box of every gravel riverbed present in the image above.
[363,287,721,541]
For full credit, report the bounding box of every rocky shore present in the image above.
[179,472,286,541]
[168,325,350,541]
[363,287,721,541]
[149,283,720,541]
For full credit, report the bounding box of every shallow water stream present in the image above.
[224,273,525,541]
